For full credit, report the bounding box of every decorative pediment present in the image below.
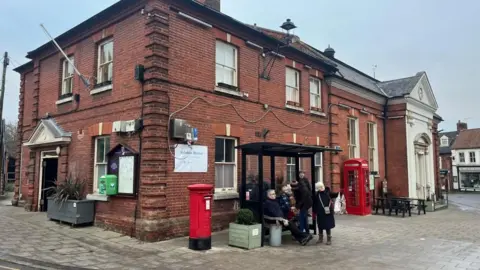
[411,73,438,110]
[24,118,72,148]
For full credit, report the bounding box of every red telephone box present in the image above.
[187,184,213,251]
[343,159,371,216]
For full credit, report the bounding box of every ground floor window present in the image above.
[460,172,480,189]
[315,153,323,183]
[286,157,296,183]
[94,136,110,193]
[215,137,237,193]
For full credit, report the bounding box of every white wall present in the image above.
[405,103,435,198]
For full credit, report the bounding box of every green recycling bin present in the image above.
[104,175,118,196]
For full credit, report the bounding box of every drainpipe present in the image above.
[383,98,389,184]
[326,76,334,189]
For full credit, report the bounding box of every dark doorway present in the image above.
[40,158,58,212]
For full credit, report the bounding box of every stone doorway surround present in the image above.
[414,133,432,200]
[14,117,71,211]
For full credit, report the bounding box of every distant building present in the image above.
[438,121,466,191]
[451,123,480,191]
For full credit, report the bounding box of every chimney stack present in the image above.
[457,120,468,133]
[195,0,221,12]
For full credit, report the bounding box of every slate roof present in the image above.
[377,72,424,97]
[439,131,457,154]
[451,129,480,150]
[40,118,72,138]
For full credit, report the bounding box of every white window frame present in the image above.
[309,77,321,109]
[440,137,449,147]
[93,136,110,194]
[215,40,238,87]
[347,117,360,158]
[61,57,74,95]
[470,152,476,163]
[314,153,323,183]
[286,157,296,183]
[459,152,465,163]
[214,137,237,193]
[97,39,114,84]
[286,67,300,104]
[367,122,379,172]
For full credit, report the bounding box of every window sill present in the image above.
[285,104,304,112]
[310,110,326,117]
[55,96,74,105]
[90,84,113,95]
[214,192,239,201]
[215,86,244,98]
[86,193,109,202]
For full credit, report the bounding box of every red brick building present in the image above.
[12,0,441,241]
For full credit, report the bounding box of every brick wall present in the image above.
[14,0,423,241]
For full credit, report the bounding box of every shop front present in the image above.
[457,166,480,192]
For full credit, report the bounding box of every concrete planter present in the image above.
[228,223,262,249]
[47,198,95,226]
[425,200,435,212]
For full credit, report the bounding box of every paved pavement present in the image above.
[1,193,480,269]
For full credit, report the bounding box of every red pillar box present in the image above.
[187,184,214,251]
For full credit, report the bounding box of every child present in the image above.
[277,184,293,219]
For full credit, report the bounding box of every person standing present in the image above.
[291,171,313,233]
[313,182,335,245]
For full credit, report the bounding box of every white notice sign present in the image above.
[119,156,135,194]
[174,145,208,173]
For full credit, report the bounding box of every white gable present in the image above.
[24,119,71,148]
[410,74,438,110]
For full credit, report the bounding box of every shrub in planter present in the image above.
[228,208,262,249]
[45,175,95,226]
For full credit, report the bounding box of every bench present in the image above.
[387,198,413,217]
[410,199,427,215]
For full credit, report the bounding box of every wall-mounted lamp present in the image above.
[56,146,61,156]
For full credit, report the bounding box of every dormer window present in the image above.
[440,136,449,147]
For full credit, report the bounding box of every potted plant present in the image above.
[228,208,262,249]
[46,175,95,226]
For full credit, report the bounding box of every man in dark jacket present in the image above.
[264,189,313,245]
[291,171,313,233]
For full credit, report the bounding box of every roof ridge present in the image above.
[378,74,420,84]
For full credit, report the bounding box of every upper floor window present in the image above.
[61,57,74,96]
[440,137,449,147]
[97,40,113,84]
[348,118,359,158]
[309,78,321,109]
[93,136,110,194]
[215,137,237,193]
[286,67,300,105]
[470,152,476,163]
[215,40,238,88]
[459,152,465,163]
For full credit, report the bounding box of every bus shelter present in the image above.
[235,142,341,246]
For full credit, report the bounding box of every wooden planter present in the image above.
[228,223,262,249]
[47,198,95,226]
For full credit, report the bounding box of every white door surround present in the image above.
[414,133,431,199]
[37,151,59,211]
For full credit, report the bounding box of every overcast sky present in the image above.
[1,0,478,131]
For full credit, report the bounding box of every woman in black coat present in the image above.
[313,182,335,245]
